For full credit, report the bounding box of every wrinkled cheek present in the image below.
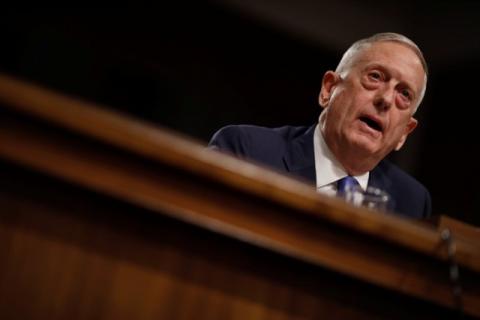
[386,131,403,147]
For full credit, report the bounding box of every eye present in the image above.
[368,71,382,81]
[400,88,412,100]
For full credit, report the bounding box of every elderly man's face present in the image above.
[319,41,425,166]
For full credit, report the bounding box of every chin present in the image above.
[349,137,381,156]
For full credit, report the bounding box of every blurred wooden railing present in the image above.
[0,73,479,319]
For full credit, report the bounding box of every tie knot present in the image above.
[337,176,359,195]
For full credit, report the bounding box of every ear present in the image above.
[394,117,418,151]
[318,71,341,108]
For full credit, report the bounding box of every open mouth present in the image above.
[359,116,383,132]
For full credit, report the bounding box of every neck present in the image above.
[336,152,377,176]
[319,113,379,175]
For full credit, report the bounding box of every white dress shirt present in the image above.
[313,124,369,196]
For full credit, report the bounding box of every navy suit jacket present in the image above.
[209,124,431,219]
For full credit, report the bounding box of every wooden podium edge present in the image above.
[0,73,479,317]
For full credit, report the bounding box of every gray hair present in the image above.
[336,32,428,112]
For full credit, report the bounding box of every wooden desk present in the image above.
[0,74,479,319]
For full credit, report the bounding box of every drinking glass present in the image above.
[341,185,390,212]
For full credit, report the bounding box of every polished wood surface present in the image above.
[439,215,480,246]
[0,73,479,319]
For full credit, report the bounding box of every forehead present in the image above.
[353,41,425,92]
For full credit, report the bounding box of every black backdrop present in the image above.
[1,4,478,225]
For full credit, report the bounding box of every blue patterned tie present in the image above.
[337,176,360,196]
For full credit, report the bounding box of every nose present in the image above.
[373,85,394,111]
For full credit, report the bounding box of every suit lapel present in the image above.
[282,125,316,185]
[369,162,395,210]
[368,162,392,190]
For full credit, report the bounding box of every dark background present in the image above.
[1,2,479,225]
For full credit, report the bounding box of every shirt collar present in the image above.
[313,123,369,190]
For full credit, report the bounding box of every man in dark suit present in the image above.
[209,32,431,219]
